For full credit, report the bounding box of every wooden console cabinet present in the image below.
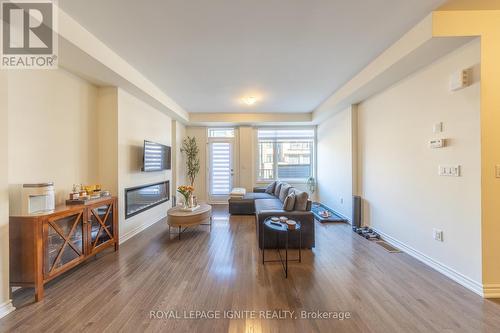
[9,196,118,301]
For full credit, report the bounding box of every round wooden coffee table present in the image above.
[167,203,212,239]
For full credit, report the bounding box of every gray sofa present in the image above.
[229,183,315,249]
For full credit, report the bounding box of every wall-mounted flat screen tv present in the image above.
[142,140,171,172]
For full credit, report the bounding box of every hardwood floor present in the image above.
[1,204,500,332]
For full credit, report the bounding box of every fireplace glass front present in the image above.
[125,181,169,218]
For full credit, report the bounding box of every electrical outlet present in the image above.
[429,138,445,149]
[340,197,344,204]
[433,229,444,242]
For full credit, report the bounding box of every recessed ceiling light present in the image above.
[241,96,258,105]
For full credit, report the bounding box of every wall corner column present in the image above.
[433,5,500,297]
[0,71,15,318]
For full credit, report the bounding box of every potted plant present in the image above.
[178,137,200,209]
[180,136,200,187]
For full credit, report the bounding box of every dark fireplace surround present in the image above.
[125,181,170,219]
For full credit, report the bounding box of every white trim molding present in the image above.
[483,284,500,298]
[0,300,15,319]
[119,217,164,245]
[373,228,485,297]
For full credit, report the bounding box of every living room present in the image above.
[1,0,500,332]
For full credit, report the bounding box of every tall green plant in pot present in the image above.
[180,136,200,187]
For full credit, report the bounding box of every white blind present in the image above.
[210,142,231,195]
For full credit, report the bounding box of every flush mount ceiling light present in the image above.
[241,96,258,105]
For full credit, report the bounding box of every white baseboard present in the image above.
[0,300,15,319]
[119,216,164,244]
[372,228,484,297]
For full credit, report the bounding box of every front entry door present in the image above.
[208,139,234,203]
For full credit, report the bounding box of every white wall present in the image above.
[171,120,187,196]
[0,71,14,318]
[317,106,357,220]
[117,89,172,242]
[358,39,481,285]
[8,69,99,206]
[176,121,187,187]
[97,87,119,195]
[238,126,255,192]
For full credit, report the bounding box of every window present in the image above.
[208,128,235,138]
[257,128,315,182]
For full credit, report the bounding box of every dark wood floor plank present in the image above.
[1,204,500,332]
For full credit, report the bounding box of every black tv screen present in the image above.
[142,140,171,172]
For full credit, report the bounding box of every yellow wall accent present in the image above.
[439,0,500,11]
[433,3,500,297]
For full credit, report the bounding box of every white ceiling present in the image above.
[59,0,446,114]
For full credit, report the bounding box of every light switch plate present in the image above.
[433,229,444,242]
[433,122,443,133]
[439,165,461,177]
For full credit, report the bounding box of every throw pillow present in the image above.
[294,191,309,211]
[265,181,276,194]
[274,181,283,197]
[283,192,296,211]
[279,184,292,202]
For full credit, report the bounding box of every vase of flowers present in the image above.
[177,185,195,208]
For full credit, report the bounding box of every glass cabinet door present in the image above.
[45,211,84,276]
[88,203,114,252]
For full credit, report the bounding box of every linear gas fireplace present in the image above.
[125,181,169,219]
